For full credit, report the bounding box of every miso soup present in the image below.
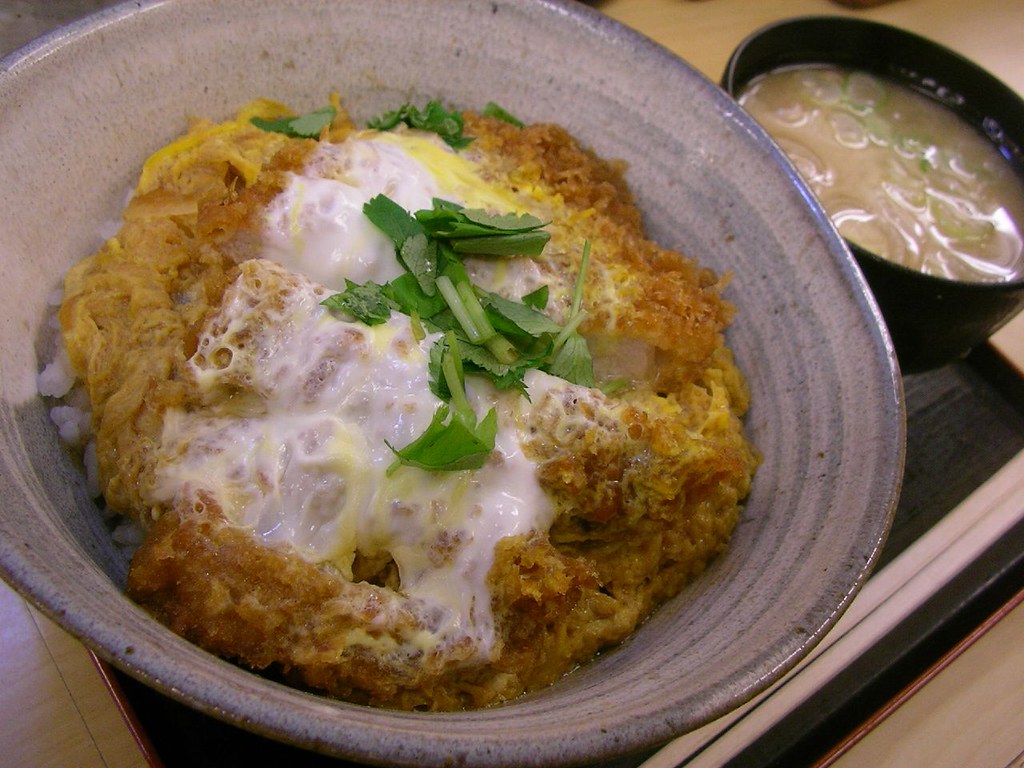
[739,65,1024,283]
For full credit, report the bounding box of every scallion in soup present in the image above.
[739,65,1024,283]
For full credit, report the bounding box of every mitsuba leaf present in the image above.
[417,205,547,239]
[251,106,336,138]
[386,404,497,473]
[449,231,550,257]
[461,208,546,232]
[426,334,465,402]
[414,202,550,257]
[321,280,394,325]
[363,194,425,251]
[521,285,549,310]
[456,340,540,395]
[340,181,597,473]
[383,273,447,319]
[437,244,469,284]
[399,233,438,296]
[482,102,524,128]
[478,290,561,339]
[544,332,594,388]
[367,100,473,150]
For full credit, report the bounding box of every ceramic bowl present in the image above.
[723,16,1024,373]
[0,2,904,766]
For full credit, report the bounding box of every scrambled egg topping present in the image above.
[56,97,758,710]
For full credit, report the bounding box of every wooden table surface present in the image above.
[1,1,1022,766]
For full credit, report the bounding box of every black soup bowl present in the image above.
[723,16,1024,373]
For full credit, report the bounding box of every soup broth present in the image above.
[739,65,1024,283]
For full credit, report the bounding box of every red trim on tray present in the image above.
[89,654,165,768]
[813,585,1024,767]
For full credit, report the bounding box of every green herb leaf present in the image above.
[417,205,546,238]
[399,233,438,296]
[321,280,394,325]
[456,339,540,395]
[363,194,426,251]
[521,285,548,310]
[367,100,473,150]
[426,331,465,401]
[482,102,524,128]
[250,106,336,138]
[461,208,546,232]
[415,202,550,257]
[478,289,562,339]
[436,242,469,284]
[449,231,550,257]
[345,189,597,473]
[364,195,438,296]
[386,404,497,473]
[541,241,594,387]
[544,332,594,387]
[390,333,497,473]
[427,336,452,401]
[382,273,447,319]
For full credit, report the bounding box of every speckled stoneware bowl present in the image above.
[0,1,904,766]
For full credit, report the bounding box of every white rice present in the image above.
[49,404,91,445]
[36,344,75,399]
